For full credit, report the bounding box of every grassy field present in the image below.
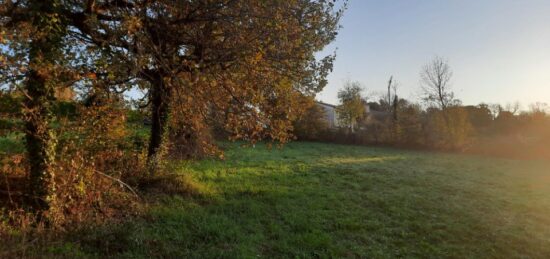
[41,141,547,258]
[3,140,550,258]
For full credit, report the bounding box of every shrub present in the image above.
[293,103,329,141]
[1,96,145,231]
[424,107,473,150]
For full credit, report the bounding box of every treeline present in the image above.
[0,1,344,227]
[295,95,550,159]
[295,57,550,160]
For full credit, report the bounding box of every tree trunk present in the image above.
[25,0,64,211]
[25,72,58,210]
[147,72,171,164]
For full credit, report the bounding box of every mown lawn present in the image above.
[50,141,548,258]
[4,141,550,258]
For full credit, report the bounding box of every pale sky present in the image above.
[316,0,550,107]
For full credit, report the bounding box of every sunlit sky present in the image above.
[316,0,550,107]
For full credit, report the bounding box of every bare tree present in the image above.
[420,56,454,110]
[489,104,503,119]
[529,102,548,115]
[505,101,521,115]
[387,75,393,110]
[386,76,398,111]
[385,75,399,121]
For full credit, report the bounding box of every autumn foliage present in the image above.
[0,0,344,229]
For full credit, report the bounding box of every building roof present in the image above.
[315,101,337,108]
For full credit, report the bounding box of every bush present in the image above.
[53,101,78,119]
[1,97,145,231]
[0,92,22,115]
[126,109,146,125]
[423,107,472,150]
[293,103,329,141]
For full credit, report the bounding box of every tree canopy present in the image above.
[0,0,345,213]
[336,80,365,133]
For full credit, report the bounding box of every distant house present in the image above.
[316,101,339,128]
[315,101,389,130]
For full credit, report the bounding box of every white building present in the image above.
[316,101,381,130]
[316,101,339,128]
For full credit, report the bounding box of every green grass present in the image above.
[51,141,550,258]
[0,132,24,155]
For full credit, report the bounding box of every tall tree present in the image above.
[386,76,394,111]
[2,0,345,183]
[337,81,365,133]
[420,56,455,110]
[385,75,398,120]
[67,0,345,164]
[1,0,69,210]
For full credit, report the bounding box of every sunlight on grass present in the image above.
[144,167,218,199]
[113,142,550,258]
[322,156,403,165]
[39,142,550,258]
